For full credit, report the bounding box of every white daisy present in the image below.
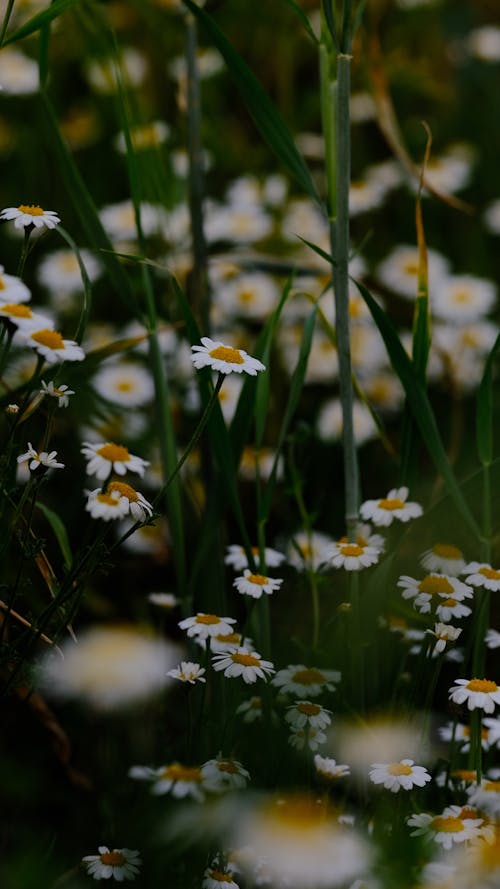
[178,613,236,642]
[224,543,286,572]
[211,647,275,684]
[40,380,75,408]
[449,678,500,713]
[288,726,328,751]
[427,623,462,656]
[129,762,205,801]
[106,481,153,521]
[0,265,31,303]
[81,441,149,480]
[167,661,206,684]
[210,631,251,654]
[0,48,39,95]
[375,244,450,300]
[17,443,64,471]
[467,775,500,815]
[85,488,131,522]
[287,530,334,572]
[420,543,466,576]
[200,757,250,792]
[369,759,431,792]
[92,361,155,408]
[215,272,280,321]
[438,721,490,752]
[360,486,423,527]
[314,755,350,781]
[463,561,500,592]
[191,337,265,376]
[467,25,500,62]
[486,629,500,649]
[235,695,263,723]
[327,540,380,571]
[147,592,179,610]
[205,200,273,244]
[203,866,239,889]
[285,701,332,731]
[37,247,102,298]
[316,398,378,446]
[98,199,163,241]
[407,809,485,850]
[21,328,85,364]
[271,664,340,698]
[0,204,60,230]
[433,275,496,324]
[233,569,283,599]
[398,573,473,614]
[82,847,142,882]
[435,597,472,622]
[0,303,53,331]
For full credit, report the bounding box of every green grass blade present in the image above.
[35,502,72,570]
[476,332,500,467]
[56,226,92,344]
[182,0,322,208]
[254,278,293,448]
[354,277,481,540]
[282,0,319,43]
[4,0,81,45]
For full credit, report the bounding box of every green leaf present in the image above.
[282,0,319,43]
[476,332,500,467]
[4,0,81,45]
[182,0,322,208]
[56,226,92,344]
[354,277,481,540]
[35,502,72,569]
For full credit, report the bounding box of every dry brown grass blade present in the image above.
[367,34,474,216]
[0,599,63,652]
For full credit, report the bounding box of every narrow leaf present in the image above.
[282,0,319,44]
[182,0,322,208]
[4,0,81,45]
[476,332,500,467]
[36,502,72,569]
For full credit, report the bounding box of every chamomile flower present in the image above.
[106,481,153,521]
[211,647,275,684]
[467,25,500,62]
[98,199,163,241]
[375,245,450,300]
[369,759,431,792]
[0,265,31,303]
[37,248,102,302]
[0,204,60,230]
[224,543,286,572]
[215,272,280,321]
[191,337,265,376]
[201,758,250,793]
[427,623,462,656]
[203,865,239,889]
[179,613,237,642]
[285,701,332,731]
[21,328,85,364]
[486,629,500,649]
[433,275,496,324]
[436,598,472,622]
[407,809,485,850]
[235,696,263,722]
[420,544,466,576]
[314,756,351,781]
[210,631,251,654]
[40,380,75,408]
[467,774,500,815]
[360,487,423,526]
[129,762,205,801]
[316,398,378,446]
[289,726,327,751]
[0,48,39,95]
[85,488,132,522]
[17,443,64,471]
[287,530,334,572]
[449,678,500,713]
[271,665,340,698]
[81,442,149,480]
[0,303,53,331]
[398,573,473,614]
[147,592,179,610]
[463,561,500,592]
[233,569,283,599]
[92,361,155,408]
[327,540,380,571]
[167,661,206,684]
[438,721,490,752]
[82,847,142,882]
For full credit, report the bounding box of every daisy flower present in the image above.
[438,721,490,752]
[420,543,466,577]
[316,398,378,447]
[435,598,472,622]
[285,701,332,732]
[0,303,53,331]
[360,486,423,527]
[21,328,85,364]
[433,275,496,324]
[81,441,149,480]
[463,561,500,592]
[0,265,31,303]
[271,664,340,698]
[0,48,39,95]
[287,530,334,572]
[449,678,500,713]
[235,696,263,723]
[289,726,328,751]
[37,247,102,297]
[129,762,205,801]
[167,661,206,684]
[106,481,153,521]
[467,774,500,815]
[486,629,500,649]
[407,808,485,850]
[40,380,75,408]
[314,755,350,781]
[224,543,286,572]
[398,573,473,614]
[82,847,141,882]
[147,592,179,610]
[369,759,431,792]
[210,631,252,653]
[17,443,64,471]
[203,866,239,889]
[211,647,275,684]
[375,244,450,300]
[85,488,131,521]
[201,757,250,792]
[178,613,236,642]
[191,337,265,376]
[92,361,155,408]
[233,569,283,599]
[427,623,462,656]
[0,204,60,230]
[327,540,380,571]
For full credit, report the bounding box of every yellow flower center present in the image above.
[239,289,255,303]
[0,276,5,290]
[432,816,464,833]
[1,303,31,317]
[387,762,413,776]
[31,329,64,349]
[210,871,234,884]
[162,763,201,782]
[339,544,364,557]
[480,832,500,868]
[378,497,405,510]
[297,702,321,717]
[479,566,500,580]
[453,289,472,304]
[418,575,454,595]
[195,613,221,625]
[403,261,418,275]
[458,806,478,820]
[117,380,134,391]
[466,678,498,693]
[107,481,138,502]
[96,442,131,462]
[100,851,126,866]
[215,632,241,645]
[484,781,500,793]
[231,652,260,667]
[451,770,477,782]
[217,761,239,774]
[432,543,463,559]
[292,668,326,685]
[209,345,244,364]
[246,572,269,585]
[339,534,368,546]
[266,795,326,830]
[96,492,121,507]
[18,204,44,215]
[440,597,457,607]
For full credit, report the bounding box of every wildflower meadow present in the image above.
[2,0,500,886]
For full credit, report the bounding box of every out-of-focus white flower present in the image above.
[215,272,280,321]
[92,361,155,408]
[37,248,102,296]
[98,199,164,241]
[433,275,496,324]
[85,48,148,94]
[201,758,250,793]
[129,762,205,800]
[114,120,170,154]
[147,592,179,609]
[467,25,500,62]
[205,201,273,245]
[289,726,328,751]
[420,543,466,576]
[375,244,450,300]
[82,847,141,882]
[272,665,340,698]
[235,696,263,723]
[225,543,286,572]
[314,755,350,781]
[335,713,433,776]
[316,398,378,446]
[203,865,239,889]
[486,629,500,649]
[39,625,179,709]
[0,264,31,303]
[287,530,334,572]
[0,48,39,94]
[286,701,332,731]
